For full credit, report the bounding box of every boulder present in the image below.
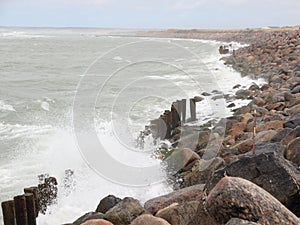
[205,151,300,216]
[270,128,293,143]
[144,184,204,214]
[81,219,113,225]
[229,122,247,139]
[206,177,300,225]
[281,126,300,145]
[256,120,283,133]
[181,157,225,187]
[254,130,277,144]
[156,201,199,225]
[73,212,104,225]
[96,195,122,213]
[130,214,171,225]
[284,137,300,166]
[225,218,261,225]
[235,89,250,99]
[104,197,144,225]
[240,113,254,124]
[284,113,300,129]
[165,148,200,173]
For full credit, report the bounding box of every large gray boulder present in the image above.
[104,197,144,225]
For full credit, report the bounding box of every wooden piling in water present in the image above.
[171,102,179,129]
[182,99,186,123]
[164,110,172,138]
[24,194,36,225]
[1,200,16,225]
[190,98,196,122]
[14,195,28,225]
[24,187,38,217]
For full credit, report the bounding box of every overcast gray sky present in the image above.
[0,0,299,29]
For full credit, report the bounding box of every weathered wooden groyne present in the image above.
[136,97,198,148]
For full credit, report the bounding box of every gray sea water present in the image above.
[0,27,263,224]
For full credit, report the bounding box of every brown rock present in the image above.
[104,197,144,225]
[255,130,278,144]
[165,148,200,172]
[233,139,254,154]
[284,137,300,166]
[156,201,199,225]
[73,212,104,225]
[144,184,204,214]
[130,214,170,225]
[230,122,247,139]
[256,120,284,133]
[181,157,225,187]
[206,177,300,225]
[240,113,254,124]
[81,219,114,225]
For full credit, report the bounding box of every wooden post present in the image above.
[171,102,179,130]
[182,99,186,123]
[190,98,196,122]
[164,110,172,138]
[24,194,36,225]
[1,200,16,225]
[24,187,38,217]
[176,100,182,124]
[14,195,28,225]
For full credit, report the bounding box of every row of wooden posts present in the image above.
[149,98,197,140]
[1,187,39,225]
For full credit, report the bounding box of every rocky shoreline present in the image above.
[64,28,300,225]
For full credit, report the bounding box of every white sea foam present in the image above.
[0,100,16,112]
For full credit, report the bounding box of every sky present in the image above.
[0,0,300,29]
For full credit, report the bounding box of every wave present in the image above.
[0,100,16,112]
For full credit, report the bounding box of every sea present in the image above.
[0,27,264,224]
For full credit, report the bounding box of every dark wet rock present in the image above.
[212,90,223,94]
[104,197,144,225]
[284,113,300,129]
[281,126,300,145]
[291,85,300,94]
[194,96,204,102]
[235,89,250,99]
[96,195,122,214]
[130,214,171,225]
[248,83,260,91]
[144,184,204,215]
[233,84,241,89]
[201,92,211,96]
[206,177,300,225]
[225,218,261,225]
[284,137,300,166]
[73,212,105,225]
[205,151,300,216]
[270,128,293,143]
[233,105,251,116]
[156,201,199,225]
[227,103,235,108]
